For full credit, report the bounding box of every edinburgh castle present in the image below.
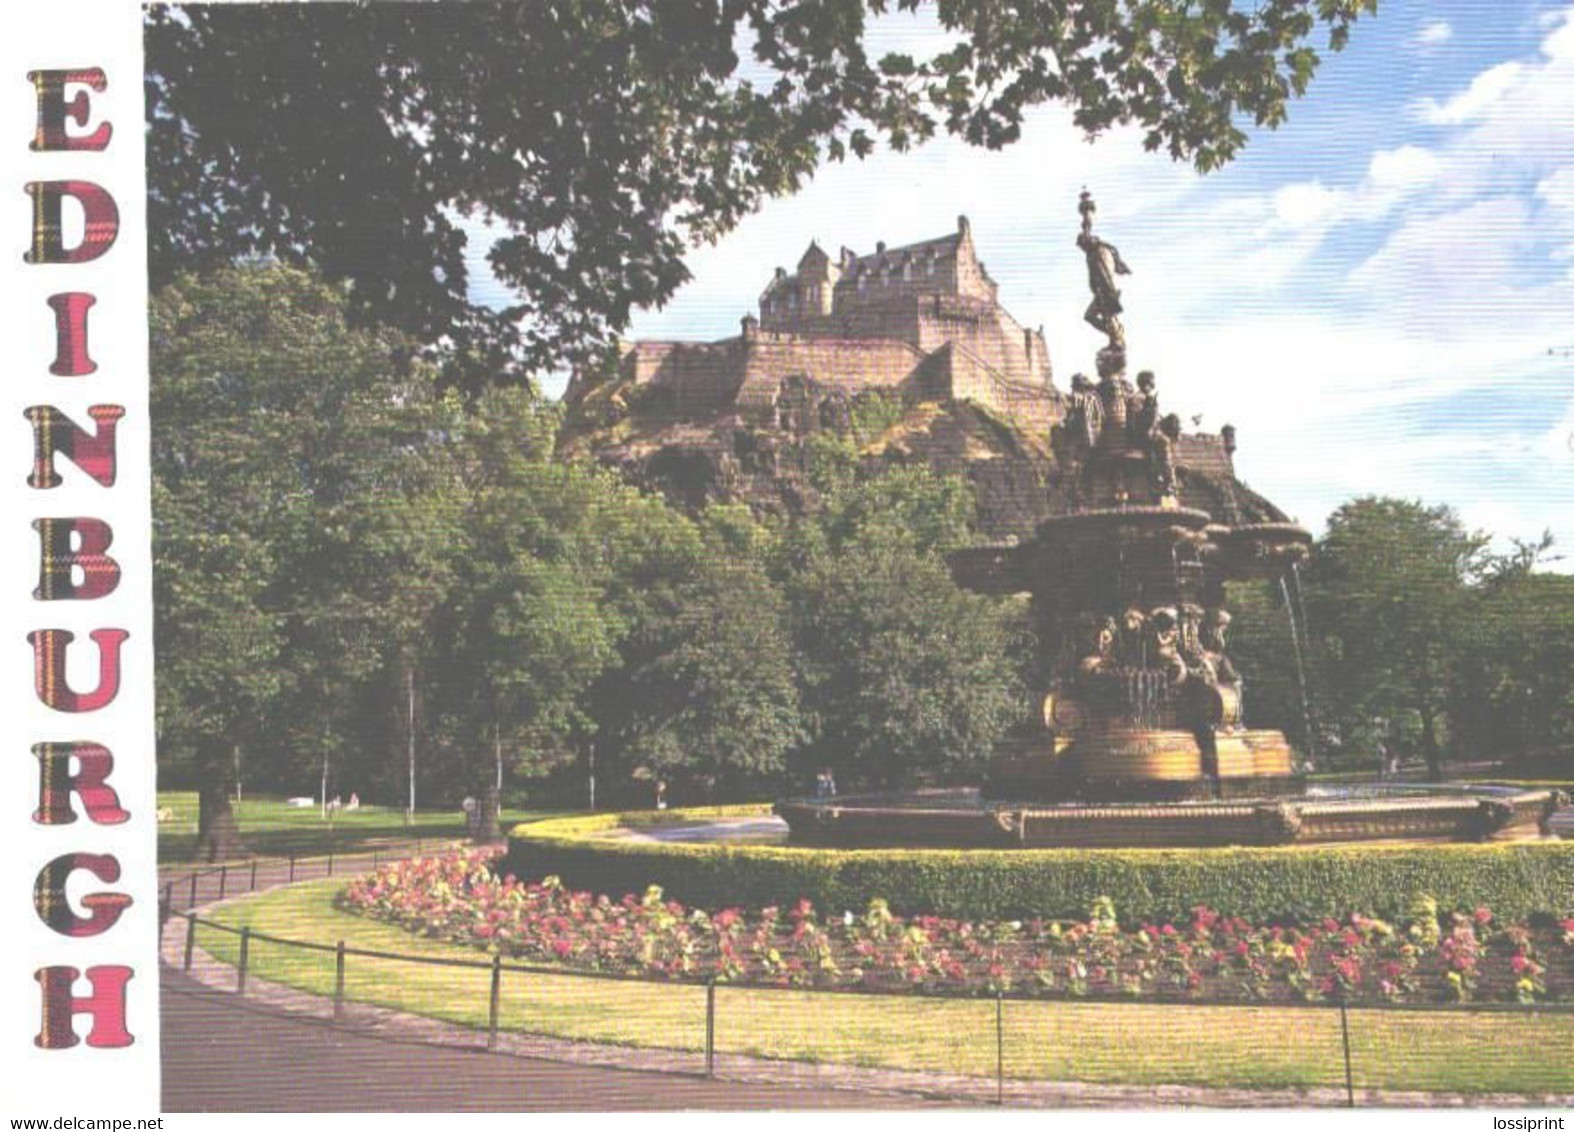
[562,217,1281,541]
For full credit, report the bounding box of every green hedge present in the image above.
[505,808,1574,925]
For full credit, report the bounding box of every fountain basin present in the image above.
[775,784,1567,850]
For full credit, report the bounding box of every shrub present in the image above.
[505,808,1574,925]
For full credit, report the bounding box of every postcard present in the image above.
[4,0,1572,1119]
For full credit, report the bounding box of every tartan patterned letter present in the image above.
[29,628,128,712]
[34,518,120,601]
[24,180,119,264]
[48,293,97,376]
[25,404,123,488]
[34,853,131,937]
[28,69,111,151]
[33,742,128,826]
[34,966,133,1048]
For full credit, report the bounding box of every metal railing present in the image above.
[161,854,1574,1108]
[159,838,454,921]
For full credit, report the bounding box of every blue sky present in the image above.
[474,1,1574,567]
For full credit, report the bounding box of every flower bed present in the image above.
[340,851,1574,1005]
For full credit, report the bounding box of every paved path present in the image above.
[161,964,931,1111]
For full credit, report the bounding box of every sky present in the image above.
[474,1,1574,568]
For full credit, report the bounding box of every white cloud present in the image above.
[1367,145,1441,192]
[1417,20,1454,46]
[1417,60,1525,124]
[1272,181,1347,229]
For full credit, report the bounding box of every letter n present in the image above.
[26,405,123,488]
[29,628,128,712]
[33,742,128,825]
[35,966,133,1048]
[24,181,119,264]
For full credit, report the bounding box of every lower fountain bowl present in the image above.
[774,783,1568,849]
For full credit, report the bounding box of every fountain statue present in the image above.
[777,193,1564,848]
[971,191,1314,803]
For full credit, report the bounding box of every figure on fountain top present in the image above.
[1077,188,1131,357]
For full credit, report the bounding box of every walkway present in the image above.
[161,965,927,1111]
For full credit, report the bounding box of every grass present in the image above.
[157,791,561,863]
[195,878,1574,1095]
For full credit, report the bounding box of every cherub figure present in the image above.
[1147,606,1189,687]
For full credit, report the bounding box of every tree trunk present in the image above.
[475,781,501,843]
[196,776,245,862]
[404,655,418,826]
[1420,705,1443,782]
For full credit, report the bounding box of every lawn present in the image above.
[193,879,1574,1096]
[157,791,560,863]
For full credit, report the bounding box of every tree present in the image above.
[781,460,1026,788]
[594,513,805,800]
[1302,498,1490,780]
[422,388,627,837]
[790,537,1027,788]
[1452,543,1574,768]
[151,265,457,857]
[146,1,1373,385]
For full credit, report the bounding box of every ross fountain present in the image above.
[776,192,1564,849]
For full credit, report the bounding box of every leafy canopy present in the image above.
[146,0,1374,385]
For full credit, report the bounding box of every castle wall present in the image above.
[619,338,748,415]
[734,334,925,417]
[939,343,1063,438]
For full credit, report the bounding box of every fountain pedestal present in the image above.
[967,496,1311,804]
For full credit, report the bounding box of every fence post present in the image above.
[288,855,296,884]
[1338,999,1355,1108]
[250,859,258,891]
[162,882,173,917]
[237,927,251,997]
[328,850,335,877]
[487,955,502,1050]
[219,864,228,900]
[334,940,346,1023]
[182,914,196,971]
[705,981,716,1078]
[995,993,1005,1106]
[189,871,198,906]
